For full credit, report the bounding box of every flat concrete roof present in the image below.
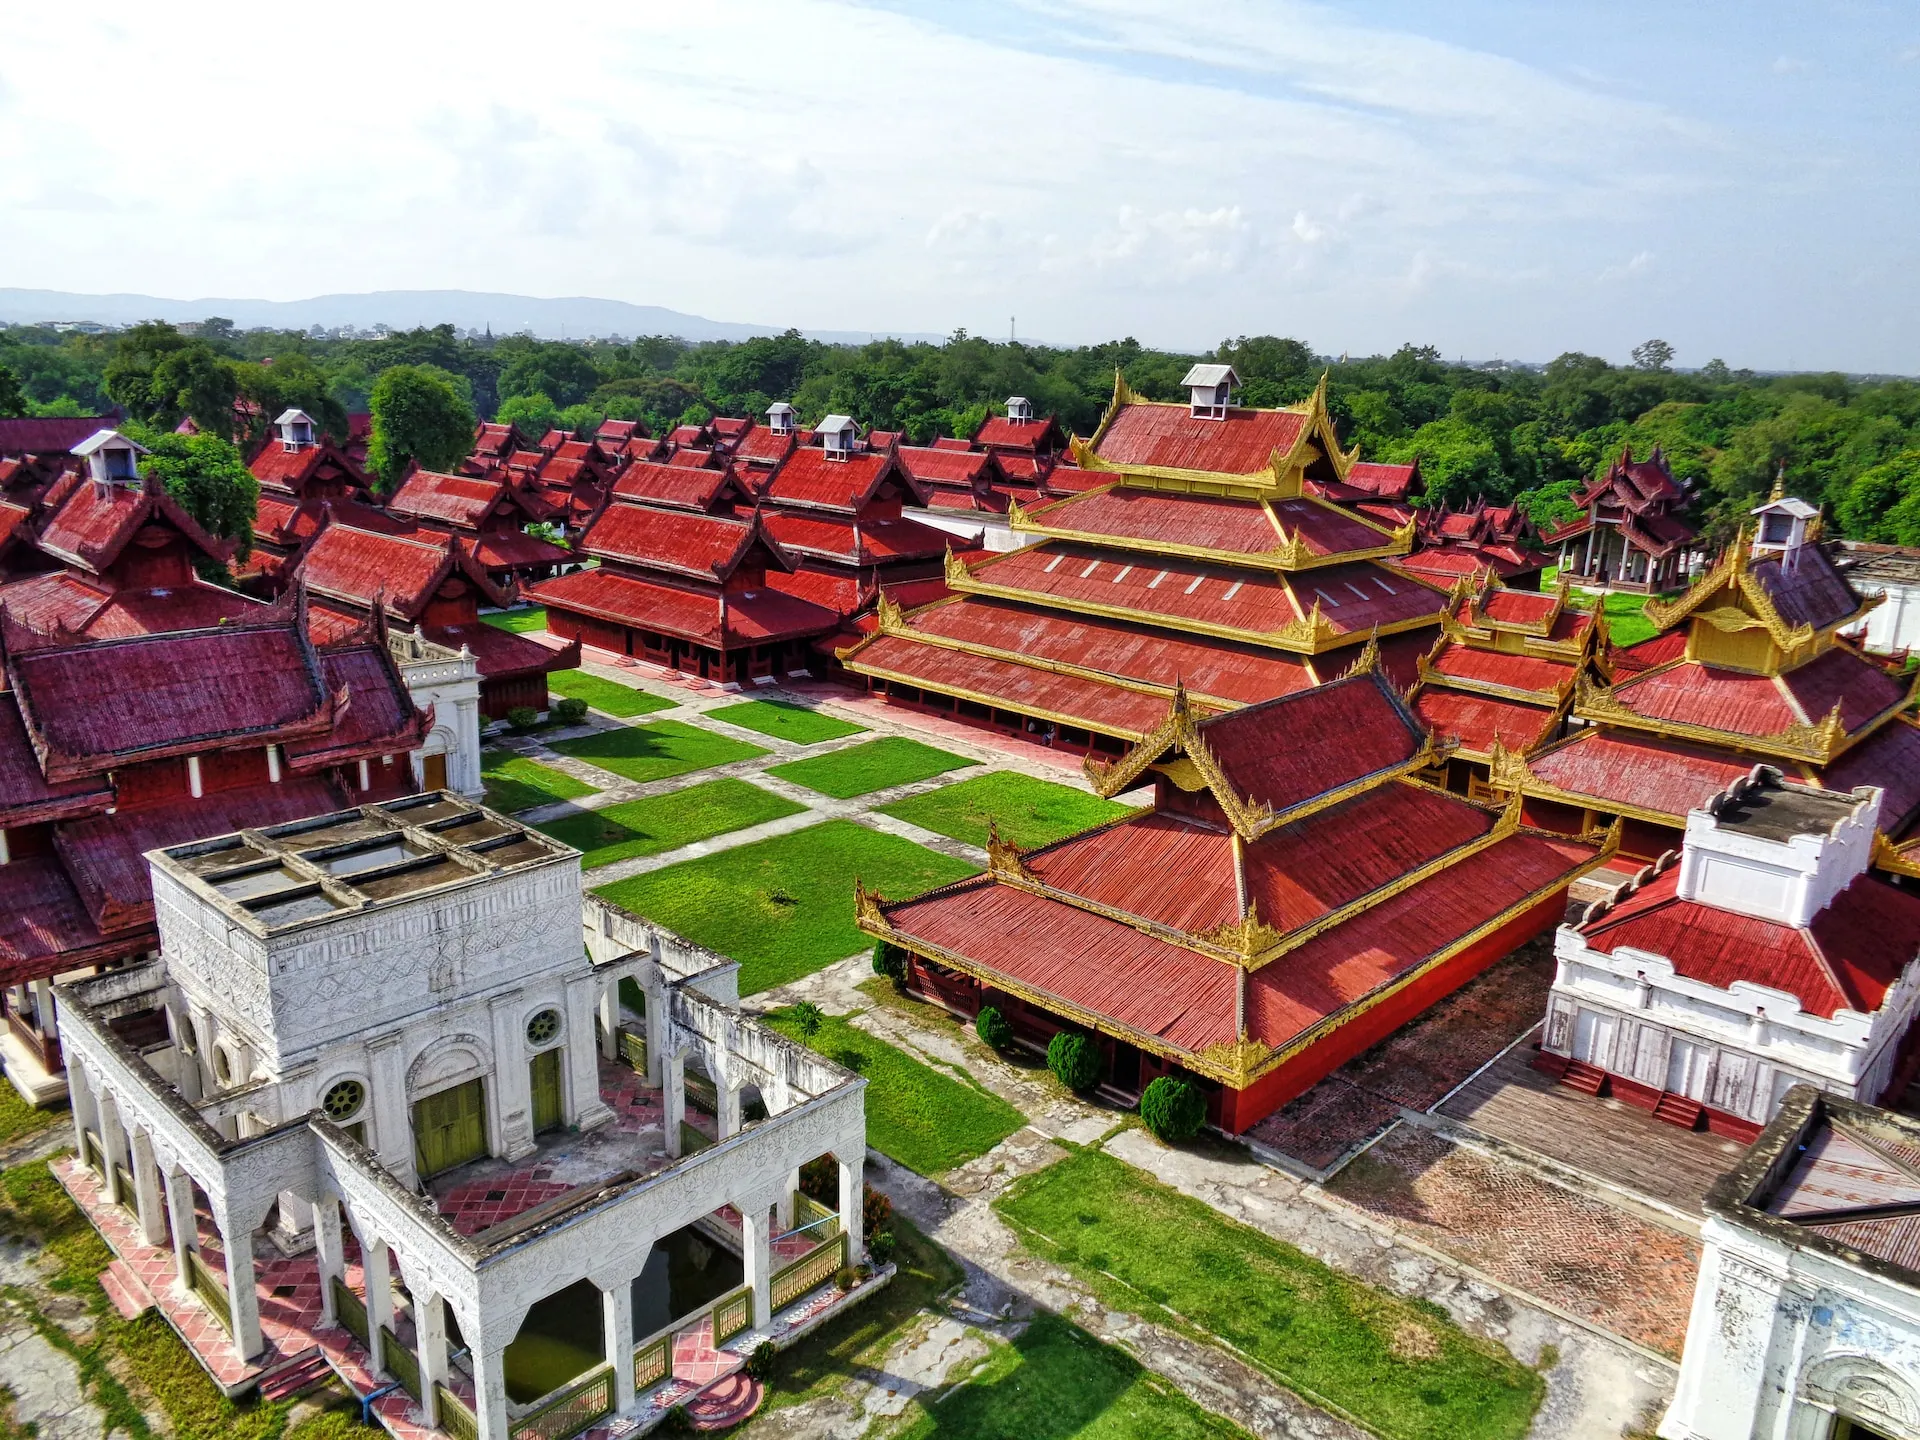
[1716,781,1862,844]
[153,791,575,934]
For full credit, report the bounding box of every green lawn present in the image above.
[878,770,1135,851]
[480,749,599,814]
[592,820,978,993]
[899,1311,1251,1440]
[546,669,675,718]
[766,1006,1024,1175]
[482,607,549,633]
[1601,590,1660,648]
[767,737,970,799]
[704,698,867,744]
[549,719,768,785]
[997,1149,1544,1440]
[533,779,803,869]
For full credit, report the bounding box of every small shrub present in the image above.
[552,696,588,724]
[834,1265,859,1292]
[975,1005,1013,1050]
[799,1156,836,1202]
[789,1000,824,1042]
[1139,1075,1206,1143]
[662,1404,694,1433]
[864,1184,892,1233]
[1046,1031,1101,1092]
[871,939,906,984]
[745,1340,778,1380]
[505,705,540,731]
[866,1227,897,1265]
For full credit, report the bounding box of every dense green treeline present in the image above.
[5,319,1920,543]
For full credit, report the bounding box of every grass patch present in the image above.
[996,1149,1543,1440]
[703,698,866,744]
[755,1215,962,1417]
[0,1085,58,1149]
[878,770,1135,851]
[550,719,767,785]
[546,669,675,718]
[900,1310,1251,1440]
[1601,590,1660,648]
[592,820,977,993]
[480,748,598,814]
[481,607,549,633]
[767,736,970,799]
[765,1007,1024,1175]
[534,779,803,869]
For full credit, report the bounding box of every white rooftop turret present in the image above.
[274,407,316,451]
[1677,768,1882,927]
[766,400,796,435]
[817,413,857,460]
[72,429,147,490]
[1006,395,1033,424]
[1180,363,1239,420]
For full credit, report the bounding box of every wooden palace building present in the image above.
[841,369,1452,755]
[857,659,1615,1132]
[1490,492,1920,858]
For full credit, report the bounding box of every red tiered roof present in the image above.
[1244,832,1596,1046]
[465,530,572,572]
[731,425,798,468]
[297,524,508,619]
[529,567,838,648]
[1431,645,1574,697]
[1525,730,1755,819]
[889,597,1313,706]
[1748,546,1864,633]
[1343,461,1418,500]
[973,412,1066,452]
[248,439,369,497]
[1413,689,1558,756]
[1023,489,1282,557]
[761,447,922,512]
[611,461,749,513]
[1582,869,1920,1019]
[895,445,994,492]
[761,512,951,565]
[1609,648,1906,739]
[1094,403,1306,475]
[0,856,117,982]
[34,474,230,575]
[577,504,775,581]
[0,693,113,827]
[962,542,1439,641]
[388,468,555,529]
[0,417,119,455]
[1823,718,1920,834]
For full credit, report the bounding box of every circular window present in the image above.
[526,1009,561,1046]
[322,1079,366,1122]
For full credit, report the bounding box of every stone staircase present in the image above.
[685,1372,764,1431]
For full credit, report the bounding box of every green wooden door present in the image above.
[412,1079,488,1179]
[530,1048,563,1135]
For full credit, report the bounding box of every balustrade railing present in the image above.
[770,1232,847,1312]
[509,1363,613,1440]
[712,1285,753,1347]
[332,1276,369,1347]
[436,1384,479,1440]
[617,1026,647,1074]
[381,1324,421,1399]
[187,1250,230,1329]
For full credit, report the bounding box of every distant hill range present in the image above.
[0,288,946,346]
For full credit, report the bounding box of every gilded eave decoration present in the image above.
[1871,832,1920,880]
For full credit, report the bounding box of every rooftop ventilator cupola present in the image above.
[1180,364,1239,420]
[766,401,797,436]
[275,408,316,451]
[1006,396,1033,424]
[817,414,857,460]
[72,429,148,492]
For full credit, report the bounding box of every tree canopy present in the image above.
[6,318,1919,544]
[124,425,259,562]
[366,364,477,488]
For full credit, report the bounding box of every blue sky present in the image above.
[2,1,1914,370]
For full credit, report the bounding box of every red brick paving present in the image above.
[1248,938,1556,1171]
[1327,1125,1700,1358]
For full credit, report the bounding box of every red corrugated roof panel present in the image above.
[611,461,741,512]
[466,530,572,570]
[578,503,758,579]
[882,877,1240,1052]
[1025,489,1281,556]
[388,469,509,528]
[896,446,991,487]
[762,511,950,565]
[900,596,1313,706]
[762,447,919,512]
[1526,730,1752,817]
[1481,590,1560,626]
[1196,671,1425,817]
[1432,644,1575,695]
[1824,718,1920,833]
[1413,688,1557,754]
[36,477,228,574]
[1247,833,1594,1047]
[1779,647,1908,730]
[1612,661,1796,736]
[298,524,460,616]
[1345,461,1416,499]
[0,856,114,982]
[1751,547,1862,633]
[530,567,838,647]
[0,692,112,827]
[852,634,1176,737]
[1094,402,1307,475]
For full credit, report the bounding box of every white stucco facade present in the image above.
[56,794,872,1439]
[390,631,484,797]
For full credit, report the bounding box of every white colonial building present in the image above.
[55,793,875,1438]
[1664,1086,1920,1440]
[386,629,485,797]
[1539,770,1920,1140]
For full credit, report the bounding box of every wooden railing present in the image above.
[791,1191,838,1234]
[509,1363,614,1440]
[678,1121,711,1156]
[436,1384,479,1440]
[111,1164,137,1217]
[381,1324,421,1399]
[6,1008,58,1073]
[187,1250,230,1329]
[684,1071,718,1113]
[771,1232,847,1312]
[332,1277,369,1348]
[81,1130,106,1179]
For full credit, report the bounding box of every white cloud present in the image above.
[0,0,1894,366]
[1598,251,1656,283]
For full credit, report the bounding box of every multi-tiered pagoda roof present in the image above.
[857,657,1612,1132]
